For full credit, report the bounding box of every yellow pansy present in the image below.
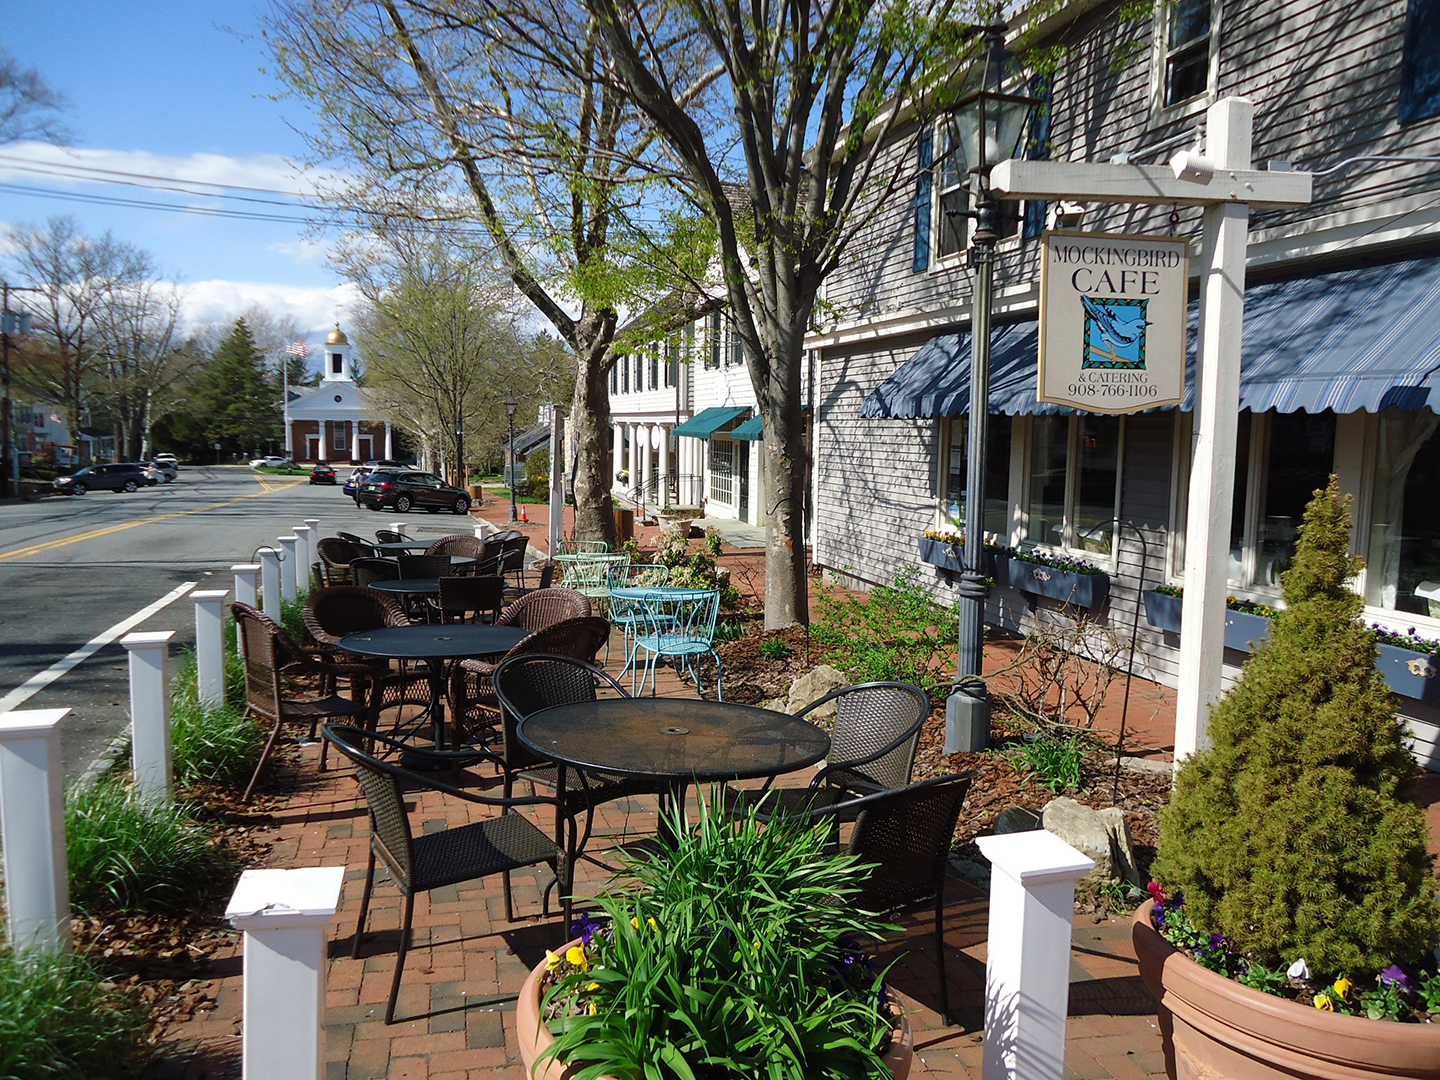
[1333,978,1353,1000]
[588,981,600,991]
[586,1001,598,1015]
[647,917,658,929]
[1314,994,1334,1011]
[631,916,641,929]
[566,945,590,970]
[544,950,561,970]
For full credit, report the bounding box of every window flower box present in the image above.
[1375,642,1440,704]
[918,534,997,576]
[1141,589,1182,632]
[998,555,1109,609]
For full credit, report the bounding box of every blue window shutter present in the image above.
[1401,0,1440,124]
[1022,75,1054,241]
[913,130,933,272]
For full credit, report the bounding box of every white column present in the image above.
[233,563,261,609]
[0,709,70,951]
[293,526,314,592]
[278,536,299,602]
[627,423,640,490]
[658,424,671,506]
[350,420,360,462]
[226,867,345,1080]
[975,831,1094,1080]
[472,518,492,541]
[316,421,327,462]
[192,589,228,707]
[612,423,624,491]
[259,547,282,616]
[122,630,175,804]
[1175,97,1254,760]
[384,421,394,460]
[640,424,654,497]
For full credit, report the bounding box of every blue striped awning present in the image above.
[861,254,1440,418]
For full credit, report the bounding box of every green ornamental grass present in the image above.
[170,650,264,787]
[1154,478,1440,977]
[0,946,151,1080]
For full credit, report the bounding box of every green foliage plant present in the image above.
[1154,479,1440,978]
[653,522,742,608]
[540,792,899,1079]
[170,652,264,787]
[65,778,235,913]
[812,565,959,698]
[0,946,151,1080]
[758,637,793,661]
[1008,734,1086,793]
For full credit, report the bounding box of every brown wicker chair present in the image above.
[436,575,506,624]
[322,723,574,1024]
[448,616,611,745]
[801,773,973,1024]
[397,553,451,579]
[337,532,380,553]
[349,557,400,588]
[425,534,484,559]
[233,602,376,802]
[317,537,373,584]
[303,586,428,728]
[496,586,590,631]
[727,681,930,823]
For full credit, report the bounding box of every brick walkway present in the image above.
[153,626,1168,1080]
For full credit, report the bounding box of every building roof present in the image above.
[326,324,350,346]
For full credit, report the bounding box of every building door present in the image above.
[306,435,319,461]
[736,440,750,522]
[358,435,373,462]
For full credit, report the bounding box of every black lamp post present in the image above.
[454,418,464,489]
[504,390,518,524]
[943,20,1039,748]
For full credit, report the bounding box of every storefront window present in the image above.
[1023,414,1123,555]
[710,440,734,504]
[1075,416,1121,555]
[943,415,1011,536]
[1027,416,1069,548]
[1253,412,1335,587]
[1367,410,1440,613]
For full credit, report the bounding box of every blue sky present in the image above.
[0,1,355,344]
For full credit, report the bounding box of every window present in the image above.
[1161,0,1213,108]
[709,440,734,503]
[706,312,721,369]
[332,424,347,451]
[665,336,678,388]
[1365,411,1440,612]
[621,354,630,393]
[943,415,1012,536]
[934,127,1018,261]
[331,352,343,376]
[726,325,744,367]
[1401,0,1440,124]
[609,366,617,394]
[1023,415,1123,556]
[649,345,660,389]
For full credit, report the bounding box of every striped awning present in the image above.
[860,253,1440,418]
[673,405,748,438]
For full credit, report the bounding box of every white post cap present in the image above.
[976,830,1095,885]
[226,866,346,931]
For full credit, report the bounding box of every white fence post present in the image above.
[975,831,1094,1080]
[0,708,70,951]
[233,563,260,609]
[258,547,282,616]
[278,535,299,602]
[293,526,313,591]
[390,520,408,539]
[226,866,345,1080]
[192,589,229,706]
[472,518,491,541]
[123,630,175,803]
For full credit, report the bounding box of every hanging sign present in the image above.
[1038,230,1189,413]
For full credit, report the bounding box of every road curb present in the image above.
[76,728,132,789]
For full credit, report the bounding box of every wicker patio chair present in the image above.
[727,681,930,822]
[802,772,973,1024]
[349,557,400,589]
[302,586,428,727]
[493,654,669,856]
[436,575,506,624]
[425,534,485,559]
[397,553,451,579]
[322,723,575,1025]
[317,537,373,585]
[448,616,611,745]
[233,602,376,802]
[495,586,592,631]
[374,529,406,544]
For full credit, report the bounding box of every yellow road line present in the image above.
[0,479,306,562]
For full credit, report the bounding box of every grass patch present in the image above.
[278,590,309,642]
[253,465,309,476]
[171,652,264,787]
[0,946,151,1080]
[1007,734,1087,793]
[66,779,236,913]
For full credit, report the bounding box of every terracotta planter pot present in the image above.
[1132,900,1440,1080]
[517,938,914,1080]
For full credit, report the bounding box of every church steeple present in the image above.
[323,323,353,382]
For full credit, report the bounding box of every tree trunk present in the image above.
[571,339,618,548]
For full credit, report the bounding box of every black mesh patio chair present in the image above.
[322,723,575,1025]
[233,602,376,801]
[337,531,380,553]
[350,557,400,589]
[802,772,973,1024]
[437,575,506,624]
[397,553,451,579]
[493,653,670,855]
[498,534,529,587]
[374,530,406,544]
[504,559,556,603]
[727,681,930,822]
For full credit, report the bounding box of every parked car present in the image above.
[309,463,337,485]
[153,453,179,469]
[249,456,290,468]
[343,465,374,502]
[140,463,165,485]
[145,460,178,482]
[357,470,472,514]
[53,462,149,495]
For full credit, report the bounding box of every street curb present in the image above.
[76,728,132,789]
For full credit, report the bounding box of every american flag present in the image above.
[285,341,309,357]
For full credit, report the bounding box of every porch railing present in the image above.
[624,473,704,518]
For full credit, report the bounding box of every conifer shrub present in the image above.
[1153,479,1440,978]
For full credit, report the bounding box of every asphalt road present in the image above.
[0,465,466,779]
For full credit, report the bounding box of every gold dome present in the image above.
[326,324,349,346]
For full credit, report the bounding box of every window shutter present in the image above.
[913,129,933,272]
[1022,75,1054,241]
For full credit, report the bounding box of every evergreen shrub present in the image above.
[1154,479,1440,978]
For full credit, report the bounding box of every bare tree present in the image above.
[264,0,722,543]
[93,276,184,459]
[0,45,68,145]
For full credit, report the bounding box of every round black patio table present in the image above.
[338,624,527,750]
[367,577,443,597]
[372,540,436,553]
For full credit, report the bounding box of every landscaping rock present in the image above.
[992,806,1043,834]
[785,664,849,716]
[1041,797,1144,886]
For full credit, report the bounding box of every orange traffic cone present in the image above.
[520,505,529,523]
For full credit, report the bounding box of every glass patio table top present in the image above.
[366,577,444,597]
[517,698,830,782]
[337,623,527,660]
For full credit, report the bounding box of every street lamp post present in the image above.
[504,391,518,524]
[943,21,1039,750]
[454,419,464,489]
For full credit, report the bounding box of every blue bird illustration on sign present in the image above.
[1080,296,1148,369]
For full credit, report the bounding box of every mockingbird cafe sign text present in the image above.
[1037,231,1189,413]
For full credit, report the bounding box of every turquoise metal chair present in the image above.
[630,588,723,699]
[607,566,671,675]
[556,540,611,555]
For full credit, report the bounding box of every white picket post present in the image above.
[472,518,492,541]
[975,831,1094,1080]
[293,526,313,591]
[233,564,261,609]
[192,589,229,706]
[226,867,345,1080]
[259,547,282,615]
[390,520,408,538]
[278,535,299,602]
[122,630,175,803]
[0,708,70,951]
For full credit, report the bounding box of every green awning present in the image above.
[730,414,764,440]
[673,405,748,438]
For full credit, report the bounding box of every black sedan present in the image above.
[309,463,337,485]
[357,470,472,514]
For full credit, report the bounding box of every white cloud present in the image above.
[175,279,361,337]
[266,237,332,264]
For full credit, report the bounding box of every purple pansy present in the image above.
[1379,964,1411,989]
[570,909,603,945]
